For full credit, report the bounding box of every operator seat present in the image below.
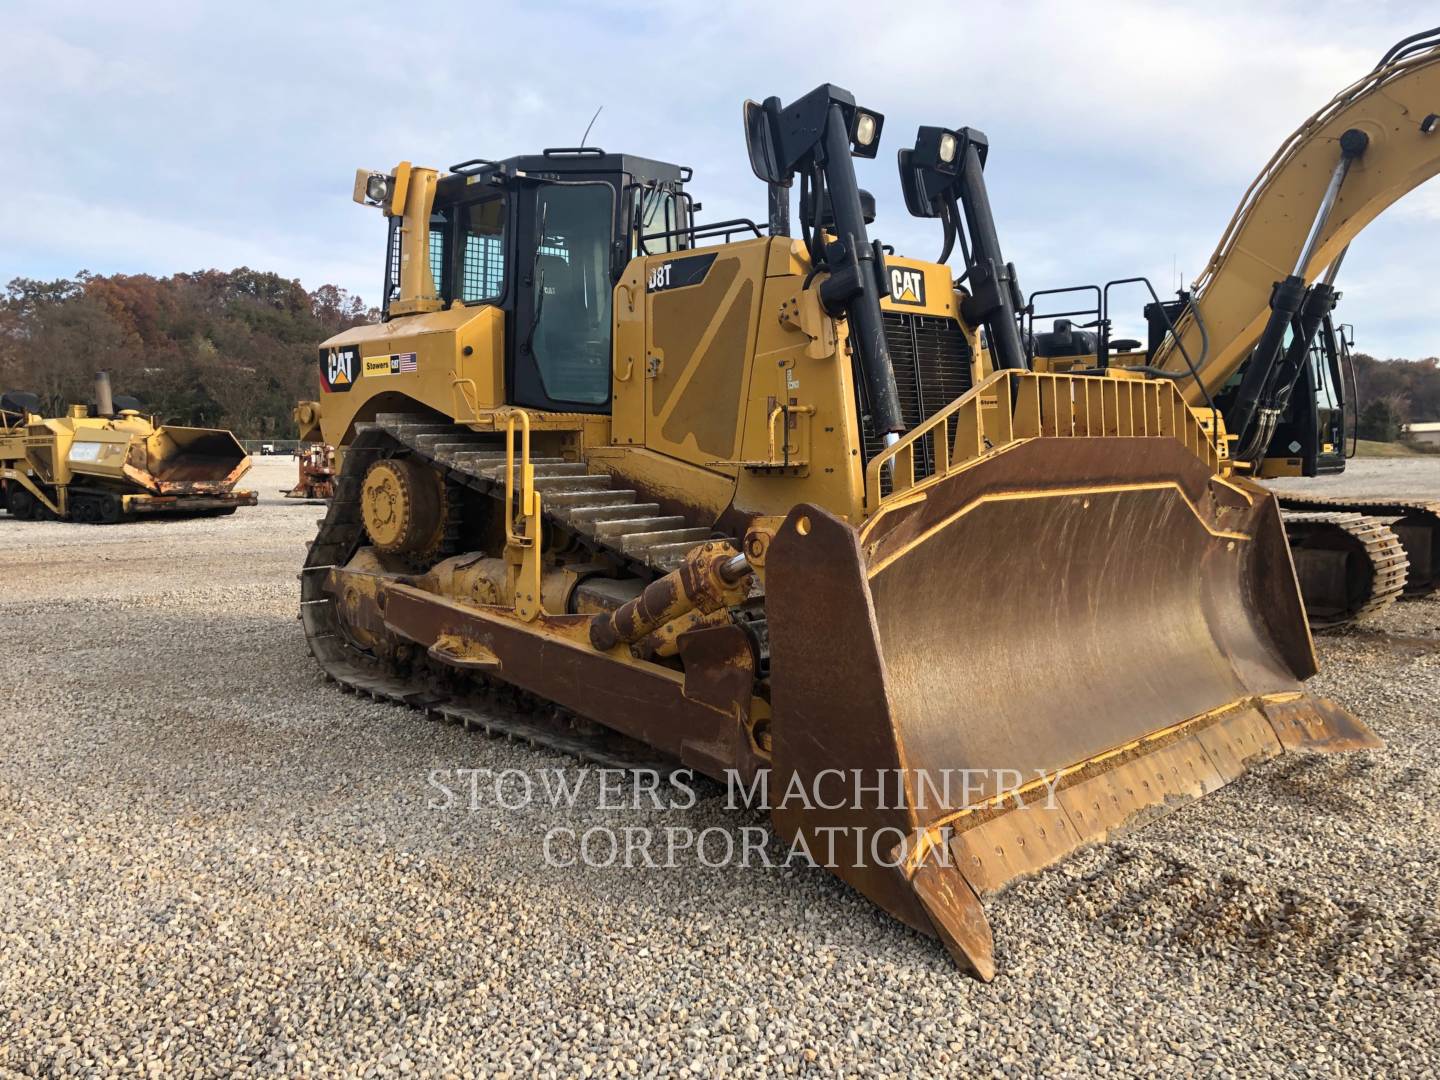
[1031,319,1099,358]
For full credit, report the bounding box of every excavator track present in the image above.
[299,414,728,771]
[1278,493,1439,601]
[1280,510,1408,629]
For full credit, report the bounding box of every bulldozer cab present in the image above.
[412,150,691,415]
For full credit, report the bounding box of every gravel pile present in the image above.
[1,457,1437,1076]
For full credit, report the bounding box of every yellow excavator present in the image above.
[299,78,1387,978]
[1022,27,1440,627]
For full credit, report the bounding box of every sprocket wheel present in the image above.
[360,457,446,559]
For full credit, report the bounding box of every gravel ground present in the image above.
[1265,457,1440,501]
[1,456,1438,1077]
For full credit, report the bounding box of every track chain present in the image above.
[1281,510,1408,627]
[1277,493,1439,599]
[299,422,677,772]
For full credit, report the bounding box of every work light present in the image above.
[911,127,963,174]
[850,109,883,157]
[854,113,876,146]
[365,173,391,204]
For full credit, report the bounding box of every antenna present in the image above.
[580,105,603,148]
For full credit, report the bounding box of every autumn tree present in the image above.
[1352,353,1440,423]
[0,269,374,437]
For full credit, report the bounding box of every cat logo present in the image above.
[889,267,926,307]
[319,345,360,393]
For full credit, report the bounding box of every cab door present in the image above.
[510,181,618,412]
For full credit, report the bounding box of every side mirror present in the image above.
[744,99,783,186]
[897,149,940,219]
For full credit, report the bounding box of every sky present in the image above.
[2,0,1438,359]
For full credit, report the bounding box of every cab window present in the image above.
[1313,337,1339,410]
[633,187,682,255]
[428,216,447,295]
[460,198,506,302]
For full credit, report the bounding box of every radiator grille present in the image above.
[861,312,975,482]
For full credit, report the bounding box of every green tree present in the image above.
[1357,397,1403,442]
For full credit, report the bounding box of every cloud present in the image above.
[0,191,374,296]
[2,0,1437,358]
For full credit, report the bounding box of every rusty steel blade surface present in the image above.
[863,438,1310,803]
[764,437,1378,979]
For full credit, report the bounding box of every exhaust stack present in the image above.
[95,371,114,418]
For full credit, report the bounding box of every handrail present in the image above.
[449,373,481,424]
[863,370,1219,513]
[501,409,543,621]
[640,217,765,250]
[502,409,535,546]
[768,403,815,466]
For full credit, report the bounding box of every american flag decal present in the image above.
[398,352,418,373]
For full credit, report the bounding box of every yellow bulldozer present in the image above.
[298,74,1395,978]
[0,374,257,522]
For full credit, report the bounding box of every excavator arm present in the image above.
[1156,29,1440,403]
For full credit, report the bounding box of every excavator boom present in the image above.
[1155,30,1440,400]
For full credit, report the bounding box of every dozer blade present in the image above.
[764,435,1380,980]
[140,426,252,492]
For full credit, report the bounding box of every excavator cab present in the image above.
[1260,314,1353,478]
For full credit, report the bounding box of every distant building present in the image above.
[1406,421,1440,447]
